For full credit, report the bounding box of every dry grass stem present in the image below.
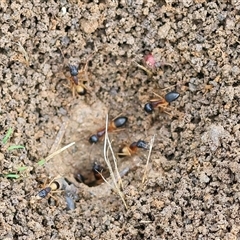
[49,119,69,154]
[134,61,153,76]
[36,142,75,169]
[106,139,124,189]
[45,142,75,163]
[17,42,30,66]
[103,114,127,209]
[142,134,155,185]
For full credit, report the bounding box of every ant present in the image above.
[92,162,105,180]
[89,116,128,144]
[74,162,106,187]
[69,65,87,96]
[68,55,92,97]
[74,173,85,183]
[144,91,180,114]
[36,177,62,203]
[118,140,149,158]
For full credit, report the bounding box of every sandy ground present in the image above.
[0,0,240,239]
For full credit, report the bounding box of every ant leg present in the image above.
[65,77,76,97]
[79,54,94,92]
[48,192,62,206]
[117,151,131,157]
[163,110,173,117]
[152,92,165,100]
[41,179,48,189]
[152,85,178,98]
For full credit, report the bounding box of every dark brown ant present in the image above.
[68,56,92,97]
[144,91,180,114]
[74,162,106,187]
[74,163,105,187]
[118,140,149,158]
[89,116,128,144]
[74,173,85,183]
[92,162,105,180]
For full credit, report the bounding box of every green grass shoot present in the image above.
[37,159,46,166]
[2,127,13,144]
[36,142,75,168]
[8,145,25,151]
[4,173,21,179]
[17,166,28,172]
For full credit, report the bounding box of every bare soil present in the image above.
[0,0,240,239]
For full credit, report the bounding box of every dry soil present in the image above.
[0,0,240,239]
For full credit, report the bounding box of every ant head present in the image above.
[136,140,148,149]
[75,173,85,183]
[113,116,128,128]
[118,146,130,158]
[144,102,154,113]
[89,134,99,144]
[92,162,104,180]
[92,162,104,173]
[69,65,78,76]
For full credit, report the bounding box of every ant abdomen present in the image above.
[113,116,128,128]
[165,92,180,103]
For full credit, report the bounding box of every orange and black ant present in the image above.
[92,162,105,180]
[68,56,92,97]
[144,91,180,114]
[68,65,85,95]
[89,116,128,144]
[36,177,62,203]
[118,140,149,158]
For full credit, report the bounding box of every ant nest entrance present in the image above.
[45,100,134,189]
[74,160,110,187]
[42,99,153,209]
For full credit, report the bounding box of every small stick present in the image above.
[36,142,75,168]
[134,61,153,76]
[152,85,177,98]
[142,134,155,185]
[13,42,30,66]
[49,119,69,154]
[45,142,75,163]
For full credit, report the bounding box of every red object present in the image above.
[144,53,156,68]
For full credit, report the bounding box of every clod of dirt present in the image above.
[201,124,227,152]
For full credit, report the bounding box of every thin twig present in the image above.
[134,61,153,76]
[49,119,69,154]
[45,142,75,162]
[16,42,30,66]
[36,142,75,168]
[106,139,123,189]
[142,134,155,185]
